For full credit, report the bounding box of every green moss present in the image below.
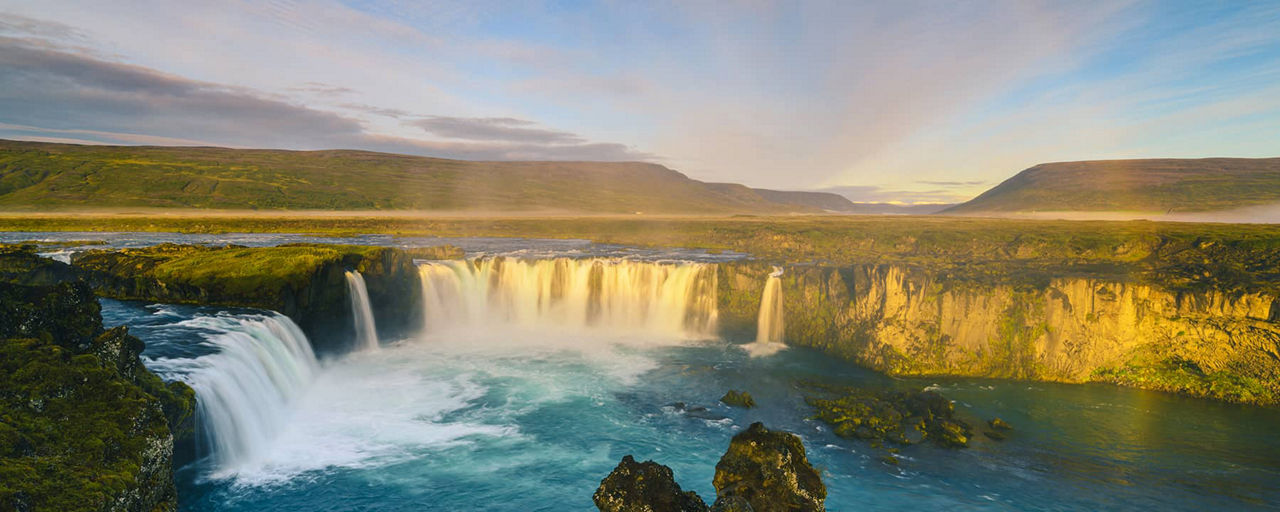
[804,384,972,448]
[720,390,756,408]
[1093,356,1278,406]
[0,270,195,511]
[0,338,170,511]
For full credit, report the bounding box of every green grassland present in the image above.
[945,158,1280,213]
[6,213,1280,295]
[0,139,851,213]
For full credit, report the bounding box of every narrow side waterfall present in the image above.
[153,313,320,477]
[756,268,785,343]
[744,267,786,356]
[344,270,379,351]
[417,258,718,339]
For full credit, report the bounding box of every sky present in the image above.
[1,1,1278,204]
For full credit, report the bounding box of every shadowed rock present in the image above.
[720,390,756,408]
[712,422,826,512]
[594,455,708,512]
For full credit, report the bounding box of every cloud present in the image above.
[0,35,365,149]
[288,82,357,96]
[339,103,411,119]
[916,180,988,187]
[0,29,653,162]
[407,116,587,144]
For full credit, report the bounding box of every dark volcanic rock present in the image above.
[805,385,973,448]
[720,390,756,408]
[0,278,194,512]
[594,455,708,512]
[712,422,826,512]
[667,402,729,421]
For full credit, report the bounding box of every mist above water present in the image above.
[417,258,720,339]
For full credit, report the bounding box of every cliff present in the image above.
[71,243,447,353]
[0,251,196,511]
[719,262,1280,405]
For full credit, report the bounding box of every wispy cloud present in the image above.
[407,116,585,144]
[0,2,1277,202]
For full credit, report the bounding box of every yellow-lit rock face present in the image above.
[718,262,1280,405]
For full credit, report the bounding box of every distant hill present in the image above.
[0,140,832,214]
[945,158,1280,215]
[838,202,952,215]
[731,187,857,212]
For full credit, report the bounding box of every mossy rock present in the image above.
[720,390,756,408]
[593,455,708,512]
[806,385,972,448]
[0,280,195,512]
[713,422,826,512]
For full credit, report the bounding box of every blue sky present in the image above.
[1,1,1278,203]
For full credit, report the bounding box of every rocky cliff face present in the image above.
[72,244,440,354]
[719,262,1280,405]
[0,276,195,512]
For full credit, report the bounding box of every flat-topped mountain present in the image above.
[944,157,1280,214]
[0,140,855,214]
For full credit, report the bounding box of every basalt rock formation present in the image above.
[71,243,457,353]
[596,423,824,512]
[712,422,826,512]
[0,256,195,512]
[719,262,1280,405]
[593,455,708,512]
[805,385,972,448]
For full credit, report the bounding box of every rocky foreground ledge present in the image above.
[595,422,826,512]
[0,246,195,512]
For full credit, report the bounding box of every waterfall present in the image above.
[744,267,786,356]
[417,258,718,339]
[345,270,379,351]
[156,313,320,477]
[757,268,785,343]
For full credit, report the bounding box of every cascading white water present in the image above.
[744,267,786,356]
[418,258,718,339]
[344,270,379,351]
[757,268,785,343]
[147,313,320,477]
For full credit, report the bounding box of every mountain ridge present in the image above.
[0,139,850,214]
[944,157,1280,215]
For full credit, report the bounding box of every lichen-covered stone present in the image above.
[0,278,195,512]
[720,390,756,408]
[593,455,708,512]
[805,385,972,448]
[713,422,826,512]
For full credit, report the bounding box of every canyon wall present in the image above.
[719,262,1280,405]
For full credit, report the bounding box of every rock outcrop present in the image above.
[720,390,756,408]
[596,423,824,512]
[0,267,195,512]
[805,385,972,447]
[593,455,708,512]
[712,422,826,512]
[71,243,452,353]
[719,262,1280,405]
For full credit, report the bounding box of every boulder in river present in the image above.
[594,455,709,512]
[720,390,756,408]
[712,422,826,512]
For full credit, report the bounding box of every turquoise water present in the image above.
[103,299,1280,511]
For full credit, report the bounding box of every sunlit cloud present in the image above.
[0,1,1277,199]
